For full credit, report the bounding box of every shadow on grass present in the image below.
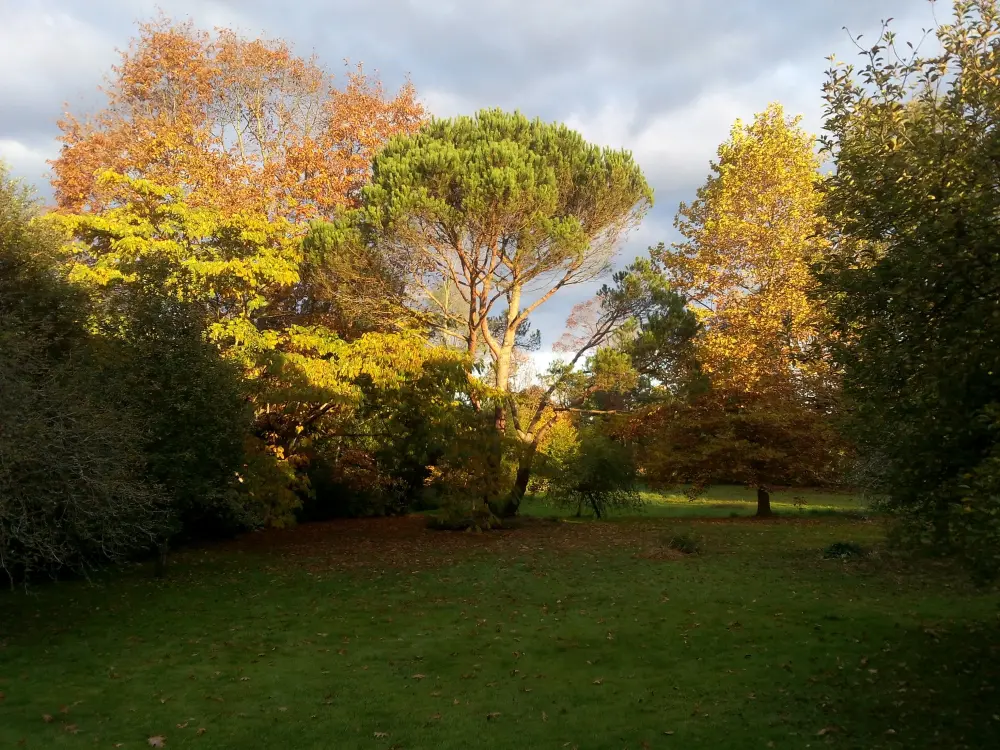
[801,620,1000,748]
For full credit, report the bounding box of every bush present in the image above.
[823,541,866,560]
[0,170,167,581]
[301,448,408,521]
[547,428,643,519]
[665,530,702,555]
[426,504,500,532]
[100,289,253,541]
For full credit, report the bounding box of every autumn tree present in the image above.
[310,109,653,514]
[638,104,844,516]
[52,15,424,221]
[53,172,469,526]
[819,1,1000,578]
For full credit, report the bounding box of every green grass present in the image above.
[2,513,998,749]
[521,485,871,519]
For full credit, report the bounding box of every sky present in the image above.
[0,0,938,376]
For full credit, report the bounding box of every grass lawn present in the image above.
[520,485,870,520]
[2,501,998,749]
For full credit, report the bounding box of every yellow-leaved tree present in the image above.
[51,172,469,527]
[637,103,845,515]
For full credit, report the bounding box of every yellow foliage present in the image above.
[665,103,829,395]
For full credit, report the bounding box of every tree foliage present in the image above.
[309,109,654,514]
[819,0,1000,578]
[52,15,424,221]
[53,171,473,527]
[0,168,168,581]
[545,427,643,519]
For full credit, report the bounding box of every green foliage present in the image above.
[425,410,511,529]
[529,415,580,495]
[99,290,253,539]
[546,428,643,518]
[664,529,703,555]
[613,253,702,401]
[0,167,167,580]
[819,1,1000,579]
[53,172,472,526]
[824,541,866,560]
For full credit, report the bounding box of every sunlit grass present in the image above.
[520,484,871,519]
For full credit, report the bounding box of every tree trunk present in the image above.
[756,487,772,518]
[589,494,603,519]
[153,538,169,578]
[496,438,537,518]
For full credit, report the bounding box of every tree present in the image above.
[0,166,167,582]
[638,104,843,516]
[311,110,653,513]
[543,424,643,519]
[53,172,468,526]
[52,15,424,221]
[819,1,1000,578]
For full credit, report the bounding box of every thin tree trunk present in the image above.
[589,494,603,519]
[153,538,169,578]
[756,487,772,518]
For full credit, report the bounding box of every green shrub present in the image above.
[823,541,866,560]
[0,169,167,581]
[547,428,642,519]
[665,530,702,555]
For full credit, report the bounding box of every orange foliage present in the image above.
[52,15,425,221]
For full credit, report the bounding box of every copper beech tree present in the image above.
[52,15,424,221]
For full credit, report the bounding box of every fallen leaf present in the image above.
[486,712,501,720]
[373,731,389,738]
[42,714,54,723]
[148,736,166,747]
[817,726,840,736]
[430,690,442,697]
[196,728,207,736]
[176,722,189,729]
[63,724,79,734]
[411,674,425,680]
[541,711,548,722]
[592,678,603,685]
[663,731,675,735]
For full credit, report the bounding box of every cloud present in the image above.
[0,139,57,189]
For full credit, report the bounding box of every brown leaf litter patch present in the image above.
[214,515,676,573]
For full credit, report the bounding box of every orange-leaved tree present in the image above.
[52,15,424,222]
[636,103,845,516]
